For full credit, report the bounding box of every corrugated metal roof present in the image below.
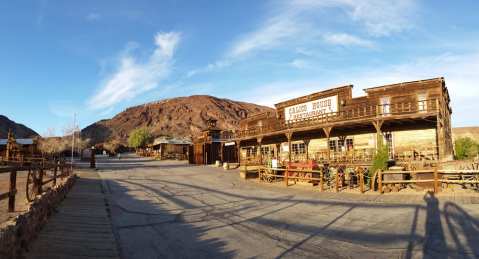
[0,138,34,145]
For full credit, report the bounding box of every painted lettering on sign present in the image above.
[284,95,338,122]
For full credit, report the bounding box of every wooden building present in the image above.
[151,136,191,160]
[235,78,453,167]
[0,131,38,161]
[189,119,237,165]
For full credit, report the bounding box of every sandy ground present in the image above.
[88,156,479,259]
[0,167,59,224]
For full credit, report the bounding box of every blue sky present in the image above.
[0,0,478,136]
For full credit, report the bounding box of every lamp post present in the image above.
[90,146,96,169]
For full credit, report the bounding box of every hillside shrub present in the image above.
[454,137,479,160]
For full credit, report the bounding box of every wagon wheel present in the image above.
[26,168,39,202]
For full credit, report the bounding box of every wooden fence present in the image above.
[258,166,367,193]
[257,166,479,194]
[377,169,479,194]
[0,159,72,213]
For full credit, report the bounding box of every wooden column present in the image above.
[8,169,17,212]
[275,143,281,160]
[257,137,263,165]
[236,140,241,165]
[286,132,293,163]
[323,127,332,162]
[304,139,310,161]
[372,120,384,150]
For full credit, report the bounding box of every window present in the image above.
[380,97,390,115]
[292,143,305,155]
[346,138,354,151]
[329,140,337,152]
[246,147,257,157]
[261,146,270,155]
[384,132,394,159]
[338,139,345,151]
[418,93,427,112]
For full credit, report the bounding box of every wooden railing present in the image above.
[236,99,441,138]
[0,159,73,213]
[258,166,368,193]
[377,168,479,193]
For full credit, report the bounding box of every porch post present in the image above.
[236,140,241,165]
[303,138,310,161]
[323,127,332,162]
[372,120,384,150]
[257,137,263,165]
[286,132,293,163]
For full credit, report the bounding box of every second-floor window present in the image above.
[380,97,390,115]
[418,93,427,112]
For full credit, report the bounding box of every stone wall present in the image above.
[0,175,76,259]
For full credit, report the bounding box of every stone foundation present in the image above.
[0,175,76,259]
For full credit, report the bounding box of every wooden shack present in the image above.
[0,131,38,161]
[235,77,454,167]
[151,136,191,160]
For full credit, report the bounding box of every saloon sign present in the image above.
[284,95,338,122]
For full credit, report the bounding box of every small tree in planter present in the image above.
[370,145,390,177]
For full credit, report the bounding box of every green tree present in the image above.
[370,145,390,177]
[454,137,479,160]
[128,128,153,149]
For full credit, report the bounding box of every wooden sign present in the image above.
[284,95,338,122]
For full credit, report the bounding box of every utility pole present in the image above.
[71,113,76,165]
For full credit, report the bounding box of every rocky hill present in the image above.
[82,95,274,145]
[0,115,39,138]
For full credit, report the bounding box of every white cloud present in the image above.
[86,12,101,21]
[88,32,181,110]
[188,0,415,77]
[247,51,479,126]
[291,0,417,36]
[323,33,374,48]
[290,59,311,69]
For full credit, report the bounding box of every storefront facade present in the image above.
[235,77,454,167]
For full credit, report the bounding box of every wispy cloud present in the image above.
[188,0,415,77]
[248,50,479,126]
[323,33,374,48]
[88,32,181,110]
[290,59,312,69]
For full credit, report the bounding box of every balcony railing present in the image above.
[236,99,441,139]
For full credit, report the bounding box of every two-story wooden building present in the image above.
[235,77,453,167]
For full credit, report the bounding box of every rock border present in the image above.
[0,175,76,259]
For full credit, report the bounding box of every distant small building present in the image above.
[151,136,192,160]
[0,131,38,160]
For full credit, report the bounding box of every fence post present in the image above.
[378,170,383,194]
[335,173,339,192]
[37,167,44,195]
[8,169,17,212]
[285,169,288,187]
[320,170,324,192]
[360,171,364,193]
[53,161,58,186]
[434,168,439,193]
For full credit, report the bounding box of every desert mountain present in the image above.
[0,115,39,139]
[82,95,274,145]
